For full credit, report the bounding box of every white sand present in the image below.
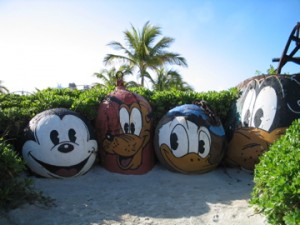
[2,164,269,225]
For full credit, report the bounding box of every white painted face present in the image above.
[241,86,277,131]
[22,113,97,178]
[158,116,211,158]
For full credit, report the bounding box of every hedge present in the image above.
[0,138,53,210]
[250,119,300,225]
[0,86,239,150]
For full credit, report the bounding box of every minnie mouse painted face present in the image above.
[22,108,97,178]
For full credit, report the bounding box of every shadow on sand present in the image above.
[7,164,255,225]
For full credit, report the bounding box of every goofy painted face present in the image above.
[154,103,226,174]
[22,108,97,178]
[96,86,154,174]
[226,74,300,170]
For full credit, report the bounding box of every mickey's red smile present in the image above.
[29,151,94,177]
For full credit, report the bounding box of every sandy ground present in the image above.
[1,164,269,225]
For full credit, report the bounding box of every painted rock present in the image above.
[22,108,97,178]
[96,82,155,174]
[154,101,226,174]
[226,74,300,170]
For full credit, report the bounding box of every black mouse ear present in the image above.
[23,125,34,140]
[24,111,48,145]
[21,124,38,152]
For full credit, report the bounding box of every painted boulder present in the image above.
[96,81,155,174]
[154,101,226,174]
[226,74,300,170]
[22,108,98,178]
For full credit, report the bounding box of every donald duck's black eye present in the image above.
[169,123,189,157]
[198,127,211,158]
[170,132,179,150]
[198,140,205,154]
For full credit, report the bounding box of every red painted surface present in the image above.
[96,85,155,174]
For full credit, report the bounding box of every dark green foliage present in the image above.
[0,138,53,210]
[149,88,239,127]
[0,89,81,147]
[71,86,112,121]
[250,119,300,225]
[128,86,154,101]
[0,87,239,149]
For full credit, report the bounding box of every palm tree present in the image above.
[103,21,188,86]
[93,65,138,88]
[0,80,9,93]
[152,68,193,91]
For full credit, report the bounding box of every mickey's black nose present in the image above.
[58,143,74,153]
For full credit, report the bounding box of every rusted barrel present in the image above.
[96,81,155,174]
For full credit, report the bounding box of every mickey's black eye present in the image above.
[50,130,59,145]
[68,128,77,143]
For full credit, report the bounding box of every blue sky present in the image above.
[0,0,299,93]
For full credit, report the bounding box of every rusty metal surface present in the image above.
[273,22,300,74]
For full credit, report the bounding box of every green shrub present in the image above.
[0,87,239,148]
[149,88,239,128]
[71,86,112,121]
[0,88,82,146]
[0,138,53,210]
[250,119,300,225]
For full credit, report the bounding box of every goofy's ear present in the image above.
[138,101,153,123]
[147,111,153,120]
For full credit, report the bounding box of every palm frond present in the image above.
[0,81,9,93]
[103,54,132,65]
[103,21,188,87]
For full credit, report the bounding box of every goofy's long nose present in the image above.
[58,143,74,153]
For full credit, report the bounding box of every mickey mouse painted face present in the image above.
[154,102,226,174]
[226,74,300,170]
[96,84,155,175]
[22,108,97,178]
